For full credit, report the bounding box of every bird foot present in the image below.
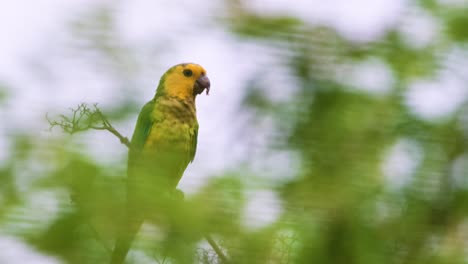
[173,189,185,201]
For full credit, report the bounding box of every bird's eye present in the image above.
[183,69,193,77]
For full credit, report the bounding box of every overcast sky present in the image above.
[0,0,467,262]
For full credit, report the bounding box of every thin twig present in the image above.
[204,234,228,264]
[47,103,131,147]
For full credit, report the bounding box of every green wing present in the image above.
[128,100,155,166]
[189,123,199,163]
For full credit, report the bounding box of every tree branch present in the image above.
[47,103,131,148]
[204,234,228,264]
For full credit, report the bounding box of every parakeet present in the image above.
[110,63,210,264]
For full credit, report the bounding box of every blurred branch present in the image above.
[204,234,228,264]
[48,103,229,263]
[47,103,130,148]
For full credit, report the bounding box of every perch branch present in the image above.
[205,234,228,264]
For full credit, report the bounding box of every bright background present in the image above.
[0,0,468,263]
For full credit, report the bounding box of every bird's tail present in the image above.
[110,218,142,264]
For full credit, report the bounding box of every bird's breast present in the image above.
[145,121,192,150]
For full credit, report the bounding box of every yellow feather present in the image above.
[163,63,207,100]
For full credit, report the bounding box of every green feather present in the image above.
[128,100,155,165]
[190,123,198,163]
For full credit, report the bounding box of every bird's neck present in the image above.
[154,96,197,123]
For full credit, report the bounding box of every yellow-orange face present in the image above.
[157,63,210,100]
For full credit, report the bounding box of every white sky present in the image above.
[0,0,466,262]
[247,0,409,42]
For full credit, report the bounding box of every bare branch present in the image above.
[204,234,229,264]
[47,103,130,148]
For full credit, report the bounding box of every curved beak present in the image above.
[194,74,211,95]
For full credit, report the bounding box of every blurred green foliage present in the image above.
[1,0,468,264]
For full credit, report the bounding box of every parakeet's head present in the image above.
[156,63,210,100]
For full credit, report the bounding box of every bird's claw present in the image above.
[173,189,185,201]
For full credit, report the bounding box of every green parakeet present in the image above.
[110,63,210,264]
